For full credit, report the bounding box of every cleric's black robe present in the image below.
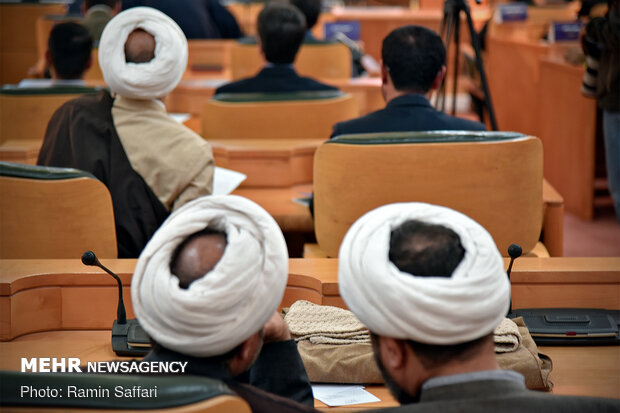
[38,91,169,258]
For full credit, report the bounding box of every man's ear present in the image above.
[228,332,263,376]
[45,49,53,67]
[430,65,447,91]
[380,61,389,85]
[378,336,408,370]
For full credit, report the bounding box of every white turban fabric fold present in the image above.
[98,7,188,100]
[338,203,510,345]
[131,195,289,357]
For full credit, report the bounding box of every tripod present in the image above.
[434,0,498,131]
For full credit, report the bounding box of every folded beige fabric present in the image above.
[284,300,370,344]
[494,317,522,353]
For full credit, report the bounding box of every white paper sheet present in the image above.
[213,167,247,195]
[312,384,381,407]
[169,113,191,124]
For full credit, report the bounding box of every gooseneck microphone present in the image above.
[81,251,150,356]
[81,250,127,324]
[506,244,522,316]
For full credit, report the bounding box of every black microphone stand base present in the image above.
[111,319,151,357]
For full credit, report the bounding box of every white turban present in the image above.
[98,7,187,100]
[131,195,289,357]
[338,202,510,345]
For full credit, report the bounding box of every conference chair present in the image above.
[230,39,352,80]
[0,162,117,259]
[310,131,561,258]
[0,371,251,412]
[0,87,99,144]
[202,91,357,140]
[187,39,234,74]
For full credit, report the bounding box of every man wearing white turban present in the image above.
[338,203,619,412]
[131,195,316,413]
[38,7,214,258]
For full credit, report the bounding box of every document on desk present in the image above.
[213,167,247,195]
[312,384,381,407]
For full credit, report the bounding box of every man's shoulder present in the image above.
[214,76,258,94]
[331,107,392,137]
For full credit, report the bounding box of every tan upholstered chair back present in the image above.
[313,132,543,257]
[202,92,357,140]
[230,41,352,80]
[0,88,98,144]
[0,162,117,259]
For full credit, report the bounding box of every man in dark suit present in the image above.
[331,25,486,137]
[338,203,620,413]
[215,3,337,94]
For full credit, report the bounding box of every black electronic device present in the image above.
[503,245,620,346]
[81,251,151,356]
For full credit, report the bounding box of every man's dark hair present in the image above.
[382,25,446,93]
[290,0,321,31]
[389,219,465,277]
[84,0,119,9]
[169,226,228,289]
[48,22,93,79]
[257,3,307,64]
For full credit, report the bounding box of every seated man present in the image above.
[38,7,214,258]
[81,0,121,44]
[331,25,486,137]
[338,202,619,412]
[131,195,316,413]
[215,3,337,94]
[291,0,322,42]
[18,22,92,88]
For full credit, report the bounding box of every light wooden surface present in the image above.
[202,94,358,140]
[485,22,599,221]
[2,257,618,340]
[230,42,353,80]
[313,137,544,257]
[232,184,314,232]
[0,176,117,261]
[211,139,323,187]
[0,3,66,85]
[538,57,598,221]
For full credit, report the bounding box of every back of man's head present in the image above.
[257,3,307,64]
[124,28,156,63]
[84,0,119,10]
[382,25,446,93]
[290,0,321,31]
[48,22,93,79]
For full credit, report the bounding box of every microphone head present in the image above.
[81,250,98,266]
[508,244,523,259]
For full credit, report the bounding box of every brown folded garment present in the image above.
[294,310,552,391]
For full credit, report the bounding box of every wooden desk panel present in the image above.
[210,139,323,188]
[2,258,619,340]
[233,184,314,233]
[538,58,598,221]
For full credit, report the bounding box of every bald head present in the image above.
[170,228,227,289]
[124,28,155,63]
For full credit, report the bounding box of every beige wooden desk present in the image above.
[486,33,600,220]
[1,257,619,408]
